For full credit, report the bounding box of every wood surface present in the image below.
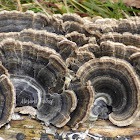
[0,115,140,140]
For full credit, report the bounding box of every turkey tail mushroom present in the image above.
[59,13,85,24]
[65,31,96,47]
[99,41,140,62]
[57,40,77,60]
[86,16,140,36]
[100,32,140,48]
[0,38,79,127]
[79,43,100,58]
[37,90,77,127]
[76,57,140,126]
[67,80,94,128]
[0,29,77,61]
[66,50,95,73]
[0,11,63,34]
[130,52,140,76]
[0,74,15,128]
[0,63,15,128]
[63,21,94,37]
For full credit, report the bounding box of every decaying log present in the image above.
[0,116,140,139]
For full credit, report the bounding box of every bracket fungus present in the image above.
[0,38,79,127]
[68,80,94,128]
[0,11,139,129]
[65,31,96,47]
[99,41,140,62]
[100,32,140,48]
[0,11,63,34]
[77,57,140,126]
[0,71,15,128]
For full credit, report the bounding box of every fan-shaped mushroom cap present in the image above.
[0,29,77,61]
[67,80,94,128]
[116,18,140,34]
[0,29,65,50]
[66,50,95,73]
[37,90,77,127]
[59,13,85,24]
[130,52,140,76]
[76,57,140,126]
[57,40,77,60]
[85,16,140,36]
[99,41,140,62]
[79,43,100,58]
[89,93,112,120]
[0,38,78,127]
[0,74,15,128]
[100,32,140,48]
[18,29,65,49]
[0,11,63,34]
[94,18,117,25]
[65,31,96,47]
[63,21,86,34]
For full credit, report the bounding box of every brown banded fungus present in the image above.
[100,32,140,48]
[130,52,140,76]
[66,50,95,73]
[0,29,79,61]
[76,57,140,126]
[0,29,65,54]
[0,38,78,127]
[99,41,140,62]
[37,90,77,127]
[85,16,140,38]
[58,13,85,24]
[0,11,63,34]
[65,31,96,47]
[0,69,15,128]
[0,10,140,129]
[68,80,94,128]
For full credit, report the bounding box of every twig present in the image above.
[121,10,129,19]
[33,0,50,17]
[38,0,58,8]
[38,0,63,13]
[17,0,22,12]
[63,0,69,13]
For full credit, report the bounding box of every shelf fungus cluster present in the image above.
[0,11,140,129]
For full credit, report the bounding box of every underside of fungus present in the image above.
[0,10,139,129]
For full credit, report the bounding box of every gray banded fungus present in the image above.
[0,29,64,55]
[57,40,77,60]
[37,90,77,127]
[86,16,140,36]
[63,21,94,37]
[0,29,78,61]
[59,13,85,24]
[0,10,140,129]
[89,93,112,120]
[65,31,96,47]
[76,57,140,126]
[66,50,95,73]
[0,67,15,128]
[99,41,140,61]
[130,52,140,76]
[78,43,100,58]
[0,38,78,127]
[0,11,63,34]
[68,80,94,128]
[100,32,140,48]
